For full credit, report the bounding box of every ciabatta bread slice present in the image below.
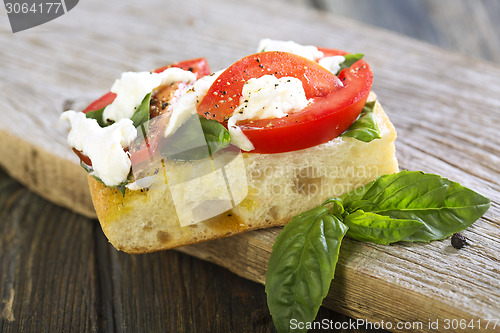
[89,93,398,253]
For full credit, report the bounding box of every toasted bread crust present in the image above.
[90,175,293,253]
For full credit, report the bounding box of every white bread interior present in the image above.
[89,92,398,253]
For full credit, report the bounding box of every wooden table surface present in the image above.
[1,0,499,332]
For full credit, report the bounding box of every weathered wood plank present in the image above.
[0,0,499,331]
[0,171,98,332]
[1,168,370,332]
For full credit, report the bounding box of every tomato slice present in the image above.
[197,51,343,122]
[153,57,211,79]
[76,58,211,166]
[317,47,348,58]
[197,50,372,153]
[82,91,117,114]
[73,148,92,166]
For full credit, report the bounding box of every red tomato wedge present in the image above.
[197,50,372,153]
[317,47,348,58]
[76,58,211,166]
[73,148,92,166]
[197,51,344,122]
[82,91,117,114]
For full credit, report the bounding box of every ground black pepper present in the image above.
[451,233,468,249]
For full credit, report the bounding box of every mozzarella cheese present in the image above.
[164,70,222,137]
[103,68,197,123]
[62,67,196,187]
[228,75,310,151]
[318,55,346,75]
[258,38,324,61]
[257,39,346,75]
[60,111,137,186]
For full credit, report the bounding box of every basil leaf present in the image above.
[337,53,364,73]
[344,210,424,245]
[130,93,151,128]
[161,114,208,160]
[341,171,491,242]
[340,101,381,142]
[266,206,348,333]
[199,117,231,155]
[162,115,231,161]
[117,183,126,196]
[85,107,108,127]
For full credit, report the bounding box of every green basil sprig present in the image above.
[161,114,231,161]
[266,171,490,332]
[84,108,107,127]
[200,117,232,155]
[340,101,381,142]
[130,93,152,128]
[337,53,364,74]
[266,206,348,333]
[343,211,423,245]
[341,171,491,242]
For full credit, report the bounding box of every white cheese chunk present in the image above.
[258,39,347,75]
[164,70,222,137]
[228,75,310,151]
[318,55,346,75]
[257,38,324,61]
[103,68,197,124]
[60,111,137,186]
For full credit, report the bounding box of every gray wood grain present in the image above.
[0,168,376,332]
[1,0,499,332]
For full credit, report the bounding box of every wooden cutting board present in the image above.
[1,0,498,331]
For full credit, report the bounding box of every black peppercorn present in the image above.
[451,233,468,249]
